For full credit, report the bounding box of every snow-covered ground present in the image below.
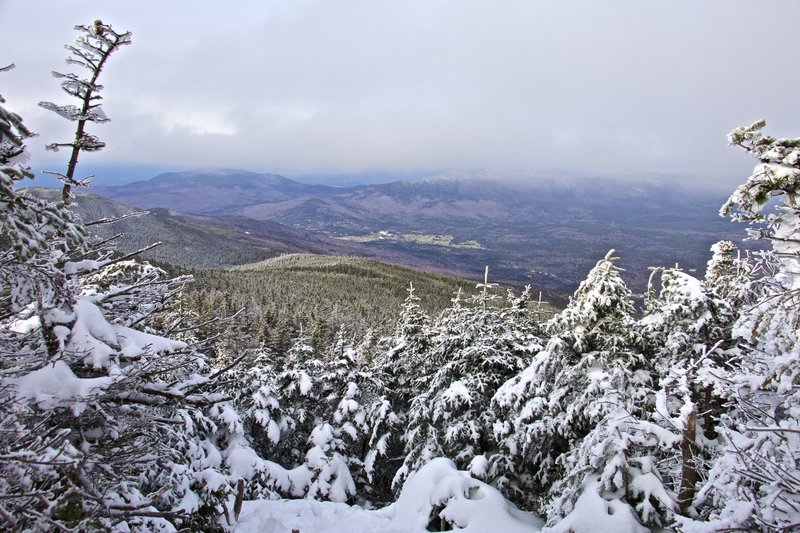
[229,458,544,533]
[232,499,403,533]
[229,458,657,532]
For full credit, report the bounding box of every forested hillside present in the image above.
[25,188,374,268]
[2,20,800,533]
[180,254,555,357]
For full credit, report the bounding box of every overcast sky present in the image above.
[1,0,798,186]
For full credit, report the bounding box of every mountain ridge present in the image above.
[24,188,360,269]
[86,168,752,292]
[24,188,524,297]
[93,169,349,216]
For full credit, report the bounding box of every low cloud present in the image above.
[2,0,798,186]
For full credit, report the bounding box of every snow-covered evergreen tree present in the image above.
[360,389,402,503]
[263,327,398,503]
[222,351,288,499]
[638,267,735,517]
[300,330,364,503]
[1,64,89,530]
[543,253,679,529]
[704,240,753,307]
[494,251,672,528]
[494,251,640,494]
[397,277,537,492]
[678,122,800,532]
[38,20,131,202]
[0,32,260,530]
[374,283,432,412]
[272,332,325,469]
[0,157,238,529]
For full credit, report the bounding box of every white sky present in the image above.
[1,0,798,186]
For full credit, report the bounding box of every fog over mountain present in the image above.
[3,1,798,186]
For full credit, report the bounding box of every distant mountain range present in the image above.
[94,169,346,215]
[88,168,753,294]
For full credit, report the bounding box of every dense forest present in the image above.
[180,254,556,358]
[2,21,800,533]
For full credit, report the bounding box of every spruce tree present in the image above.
[704,240,752,307]
[542,252,673,529]
[0,28,259,530]
[397,278,535,490]
[639,267,734,516]
[373,282,432,411]
[273,332,324,469]
[494,251,668,527]
[38,20,131,202]
[680,122,800,531]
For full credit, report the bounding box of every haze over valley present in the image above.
[88,168,751,295]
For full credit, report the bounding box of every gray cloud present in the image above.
[1,0,798,186]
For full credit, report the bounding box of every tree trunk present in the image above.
[678,408,697,513]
